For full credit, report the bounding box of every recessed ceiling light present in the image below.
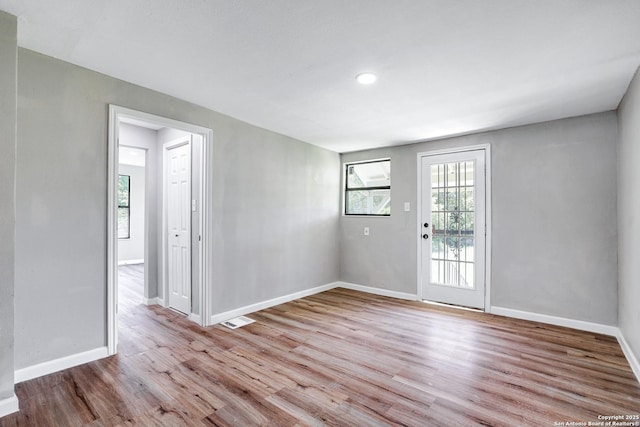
[356,72,377,85]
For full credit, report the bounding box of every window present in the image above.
[118,174,130,239]
[345,159,391,216]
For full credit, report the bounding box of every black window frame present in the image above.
[118,174,131,239]
[344,159,391,216]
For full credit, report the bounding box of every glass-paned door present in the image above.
[420,150,486,309]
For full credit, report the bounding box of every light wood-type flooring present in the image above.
[2,265,639,426]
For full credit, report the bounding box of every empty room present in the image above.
[1,1,639,426]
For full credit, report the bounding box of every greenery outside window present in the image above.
[345,159,391,216]
[118,174,130,239]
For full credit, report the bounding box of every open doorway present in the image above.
[107,106,213,355]
[118,146,147,310]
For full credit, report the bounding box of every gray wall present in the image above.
[117,164,146,262]
[0,10,17,402]
[341,112,618,325]
[618,66,640,362]
[15,48,340,369]
[212,124,340,312]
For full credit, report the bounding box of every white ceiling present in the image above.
[2,1,640,153]
[119,146,146,168]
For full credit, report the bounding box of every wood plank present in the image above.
[1,265,639,426]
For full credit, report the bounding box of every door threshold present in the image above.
[423,300,483,313]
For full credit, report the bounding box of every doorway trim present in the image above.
[416,144,492,311]
[107,105,213,355]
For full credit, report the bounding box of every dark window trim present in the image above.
[344,159,391,216]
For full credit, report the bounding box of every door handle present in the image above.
[422,234,429,239]
[175,234,179,237]
[424,223,429,228]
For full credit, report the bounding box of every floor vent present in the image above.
[221,316,255,329]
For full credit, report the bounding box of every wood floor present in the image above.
[2,266,639,426]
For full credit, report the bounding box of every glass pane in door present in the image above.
[430,161,475,289]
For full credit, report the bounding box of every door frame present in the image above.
[416,144,492,311]
[107,105,213,355]
[162,136,192,315]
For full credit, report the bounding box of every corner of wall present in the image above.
[616,63,640,376]
[0,8,17,406]
[617,330,640,382]
[0,394,19,418]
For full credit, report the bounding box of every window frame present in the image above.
[117,174,131,239]
[344,158,391,217]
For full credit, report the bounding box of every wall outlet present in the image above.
[364,227,370,236]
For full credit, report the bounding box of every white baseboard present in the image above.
[117,259,144,266]
[337,281,418,301]
[617,330,640,382]
[0,394,19,418]
[15,347,109,384]
[490,306,619,336]
[209,282,339,325]
[143,297,158,305]
[207,281,417,327]
[472,306,640,382]
[188,312,202,325]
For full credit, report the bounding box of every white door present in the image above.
[420,150,486,309]
[166,140,191,314]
